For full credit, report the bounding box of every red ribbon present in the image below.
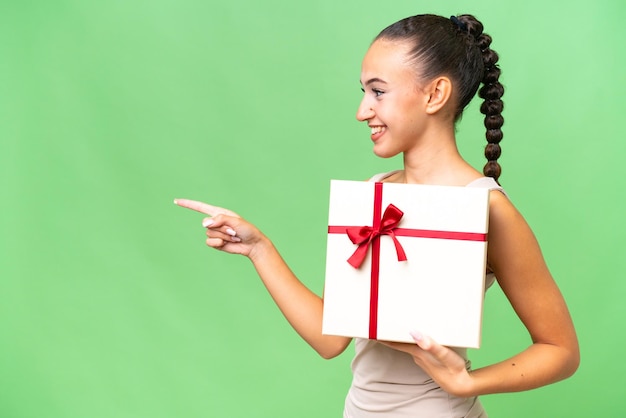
[327,182,487,339]
[345,203,407,269]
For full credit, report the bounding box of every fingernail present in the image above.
[226,228,237,236]
[202,219,214,228]
[231,237,242,243]
[410,331,423,342]
[173,199,178,205]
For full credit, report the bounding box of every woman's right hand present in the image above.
[174,198,265,258]
[174,198,352,358]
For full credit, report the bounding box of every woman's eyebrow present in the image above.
[360,77,388,86]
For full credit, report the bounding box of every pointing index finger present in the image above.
[174,199,239,217]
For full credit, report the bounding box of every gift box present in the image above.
[321,180,491,348]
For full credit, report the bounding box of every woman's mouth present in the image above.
[370,125,386,141]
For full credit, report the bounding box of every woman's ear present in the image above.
[424,77,453,115]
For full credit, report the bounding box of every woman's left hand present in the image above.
[380,332,475,397]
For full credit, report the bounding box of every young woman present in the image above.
[175,13,579,417]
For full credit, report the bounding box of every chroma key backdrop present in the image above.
[1,0,624,417]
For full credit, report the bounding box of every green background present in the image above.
[1,0,624,416]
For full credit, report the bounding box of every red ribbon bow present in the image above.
[345,204,408,268]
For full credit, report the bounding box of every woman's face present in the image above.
[356,39,429,158]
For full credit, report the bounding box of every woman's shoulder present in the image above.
[465,176,505,192]
[368,170,403,182]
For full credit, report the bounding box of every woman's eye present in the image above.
[360,87,384,97]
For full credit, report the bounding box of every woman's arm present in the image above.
[174,199,352,359]
[381,190,579,397]
[466,190,579,394]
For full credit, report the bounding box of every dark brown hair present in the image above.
[376,14,504,181]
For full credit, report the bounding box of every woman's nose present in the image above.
[356,97,374,121]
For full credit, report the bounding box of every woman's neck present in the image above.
[399,128,480,186]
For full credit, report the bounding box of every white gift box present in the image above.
[321,180,491,348]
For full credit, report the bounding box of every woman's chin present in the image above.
[372,146,400,159]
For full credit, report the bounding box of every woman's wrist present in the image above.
[456,370,480,398]
[247,233,274,264]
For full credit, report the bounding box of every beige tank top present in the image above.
[343,172,506,418]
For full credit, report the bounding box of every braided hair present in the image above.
[375,14,505,181]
